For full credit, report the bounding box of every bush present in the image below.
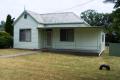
[0,32,13,48]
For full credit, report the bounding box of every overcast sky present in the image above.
[0,0,114,21]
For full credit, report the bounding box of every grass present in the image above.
[0,49,35,55]
[0,48,120,80]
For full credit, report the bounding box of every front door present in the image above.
[46,29,52,48]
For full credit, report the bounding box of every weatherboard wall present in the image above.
[14,14,40,49]
[41,28,105,53]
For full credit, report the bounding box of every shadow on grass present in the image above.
[41,49,99,57]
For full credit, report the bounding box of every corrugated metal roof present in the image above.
[26,10,44,23]
[26,10,86,24]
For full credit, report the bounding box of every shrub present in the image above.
[0,31,13,48]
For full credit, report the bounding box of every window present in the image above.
[60,29,74,42]
[19,29,31,42]
[102,34,104,42]
[24,13,27,19]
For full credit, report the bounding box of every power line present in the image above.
[53,0,96,12]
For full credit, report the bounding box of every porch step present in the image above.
[41,48,100,56]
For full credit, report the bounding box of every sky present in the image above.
[0,0,114,21]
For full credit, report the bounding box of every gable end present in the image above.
[14,11,43,25]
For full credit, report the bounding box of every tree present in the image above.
[81,10,100,26]
[109,8,120,42]
[81,9,112,27]
[4,14,14,36]
[104,0,120,43]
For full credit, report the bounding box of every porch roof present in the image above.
[37,23,102,29]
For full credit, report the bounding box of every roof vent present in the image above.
[24,13,27,19]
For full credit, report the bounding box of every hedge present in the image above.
[0,31,13,48]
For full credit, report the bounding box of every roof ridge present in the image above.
[25,10,45,23]
[71,12,89,25]
[72,13,83,21]
[25,10,74,15]
[39,12,74,15]
[25,10,40,15]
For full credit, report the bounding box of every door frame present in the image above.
[45,29,52,48]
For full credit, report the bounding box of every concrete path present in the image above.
[0,52,37,58]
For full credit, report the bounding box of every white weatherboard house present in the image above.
[14,10,105,56]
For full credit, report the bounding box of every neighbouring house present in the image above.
[14,10,105,56]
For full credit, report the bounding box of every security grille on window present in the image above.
[19,29,31,42]
[60,29,74,42]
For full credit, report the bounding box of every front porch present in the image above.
[38,27,103,55]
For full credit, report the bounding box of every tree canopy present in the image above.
[81,9,112,27]
[4,14,14,36]
[104,0,120,42]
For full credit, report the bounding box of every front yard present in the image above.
[0,48,120,80]
[0,49,34,55]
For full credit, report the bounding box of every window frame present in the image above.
[60,29,74,42]
[19,29,31,42]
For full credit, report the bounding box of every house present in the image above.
[14,10,105,56]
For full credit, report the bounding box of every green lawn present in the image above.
[0,48,120,80]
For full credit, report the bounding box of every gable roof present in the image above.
[15,10,88,25]
[39,12,84,24]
